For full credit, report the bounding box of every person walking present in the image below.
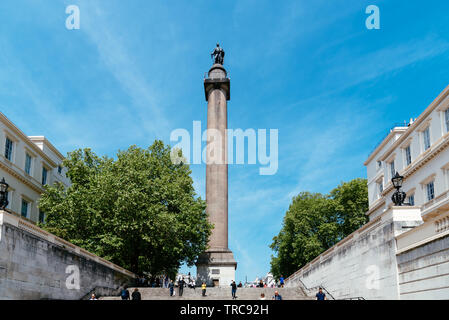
[259,293,266,300]
[316,288,327,300]
[169,280,175,297]
[121,286,130,300]
[272,291,283,300]
[231,280,237,299]
[89,293,97,300]
[201,282,207,297]
[132,288,141,300]
[178,277,185,297]
[279,275,284,288]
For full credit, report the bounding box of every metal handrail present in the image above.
[295,278,336,300]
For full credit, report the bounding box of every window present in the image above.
[58,166,62,175]
[408,194,415,206]
[423,127,431,151]
[25,154,32,175]
[390,161,395,179]
[445,109,449,133]
[5,191,9,208]
[42,167,48,185]
[405,145,412,166]
[38,210,45,224]
[378,181,383,194]
[4,137,13,161]
[426,181,435,201]
[377,161,382,169]
[21,199,29,218]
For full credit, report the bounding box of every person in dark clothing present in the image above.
[131,288,141,300]
[231,281,237,299]
[316,288,326,300]
[178,278,185,296]
[272,291,282,300]
[121,287,130,300]
[169,280,175,296]
[237,282,243,288]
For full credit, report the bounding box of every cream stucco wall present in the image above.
[0,112,70,223]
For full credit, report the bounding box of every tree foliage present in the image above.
[270,178,368,279]
[38,141,212,278]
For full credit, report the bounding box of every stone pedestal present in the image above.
[197,64,237,287]
[196,249,237,287]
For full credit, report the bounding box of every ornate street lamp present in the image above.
[391,172,407,206]
[0,177,9,210]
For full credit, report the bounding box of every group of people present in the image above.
[89,277,327,301]
[120,287,142,300]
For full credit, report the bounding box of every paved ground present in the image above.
[100,287,314,300]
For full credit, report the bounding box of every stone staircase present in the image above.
[100,287,314,300]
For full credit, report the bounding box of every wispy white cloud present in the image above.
[76,0,171,139]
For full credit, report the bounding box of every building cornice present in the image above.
[364,128,406,165]
[0,112,60,167]
[364,84,449,166]
[0,158,45,195]
[28,136,65,161]
[381,130,449,196]
[366,197,386,216]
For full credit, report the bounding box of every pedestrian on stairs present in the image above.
[201,282,207,297]
[279,275,284,288]
[132,288,141,300]
[121,286,130,300]
[231,280,237,299]
[316,288,326,300]
[178,277,185,296]
[169,280,174,297]
[272,291,282,300]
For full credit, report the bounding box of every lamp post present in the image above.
[391,172,407,206]
[0,177,9,210]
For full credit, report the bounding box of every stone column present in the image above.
[196,64,237,287]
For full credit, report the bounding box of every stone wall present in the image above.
[397,234,449,299]
[285,207,423,300]
[0,211,135,300]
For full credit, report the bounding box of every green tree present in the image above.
[270,178,368,279]
[38,141,212,277]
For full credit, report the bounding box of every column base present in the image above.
[196,249,237,287]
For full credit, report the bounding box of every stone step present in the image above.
[100,287,314,300]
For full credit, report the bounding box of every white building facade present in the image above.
[365,85,449,222]
[0,112,70,224]
[286,85,449,299]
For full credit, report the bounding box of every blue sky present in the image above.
[1,0,449,282]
